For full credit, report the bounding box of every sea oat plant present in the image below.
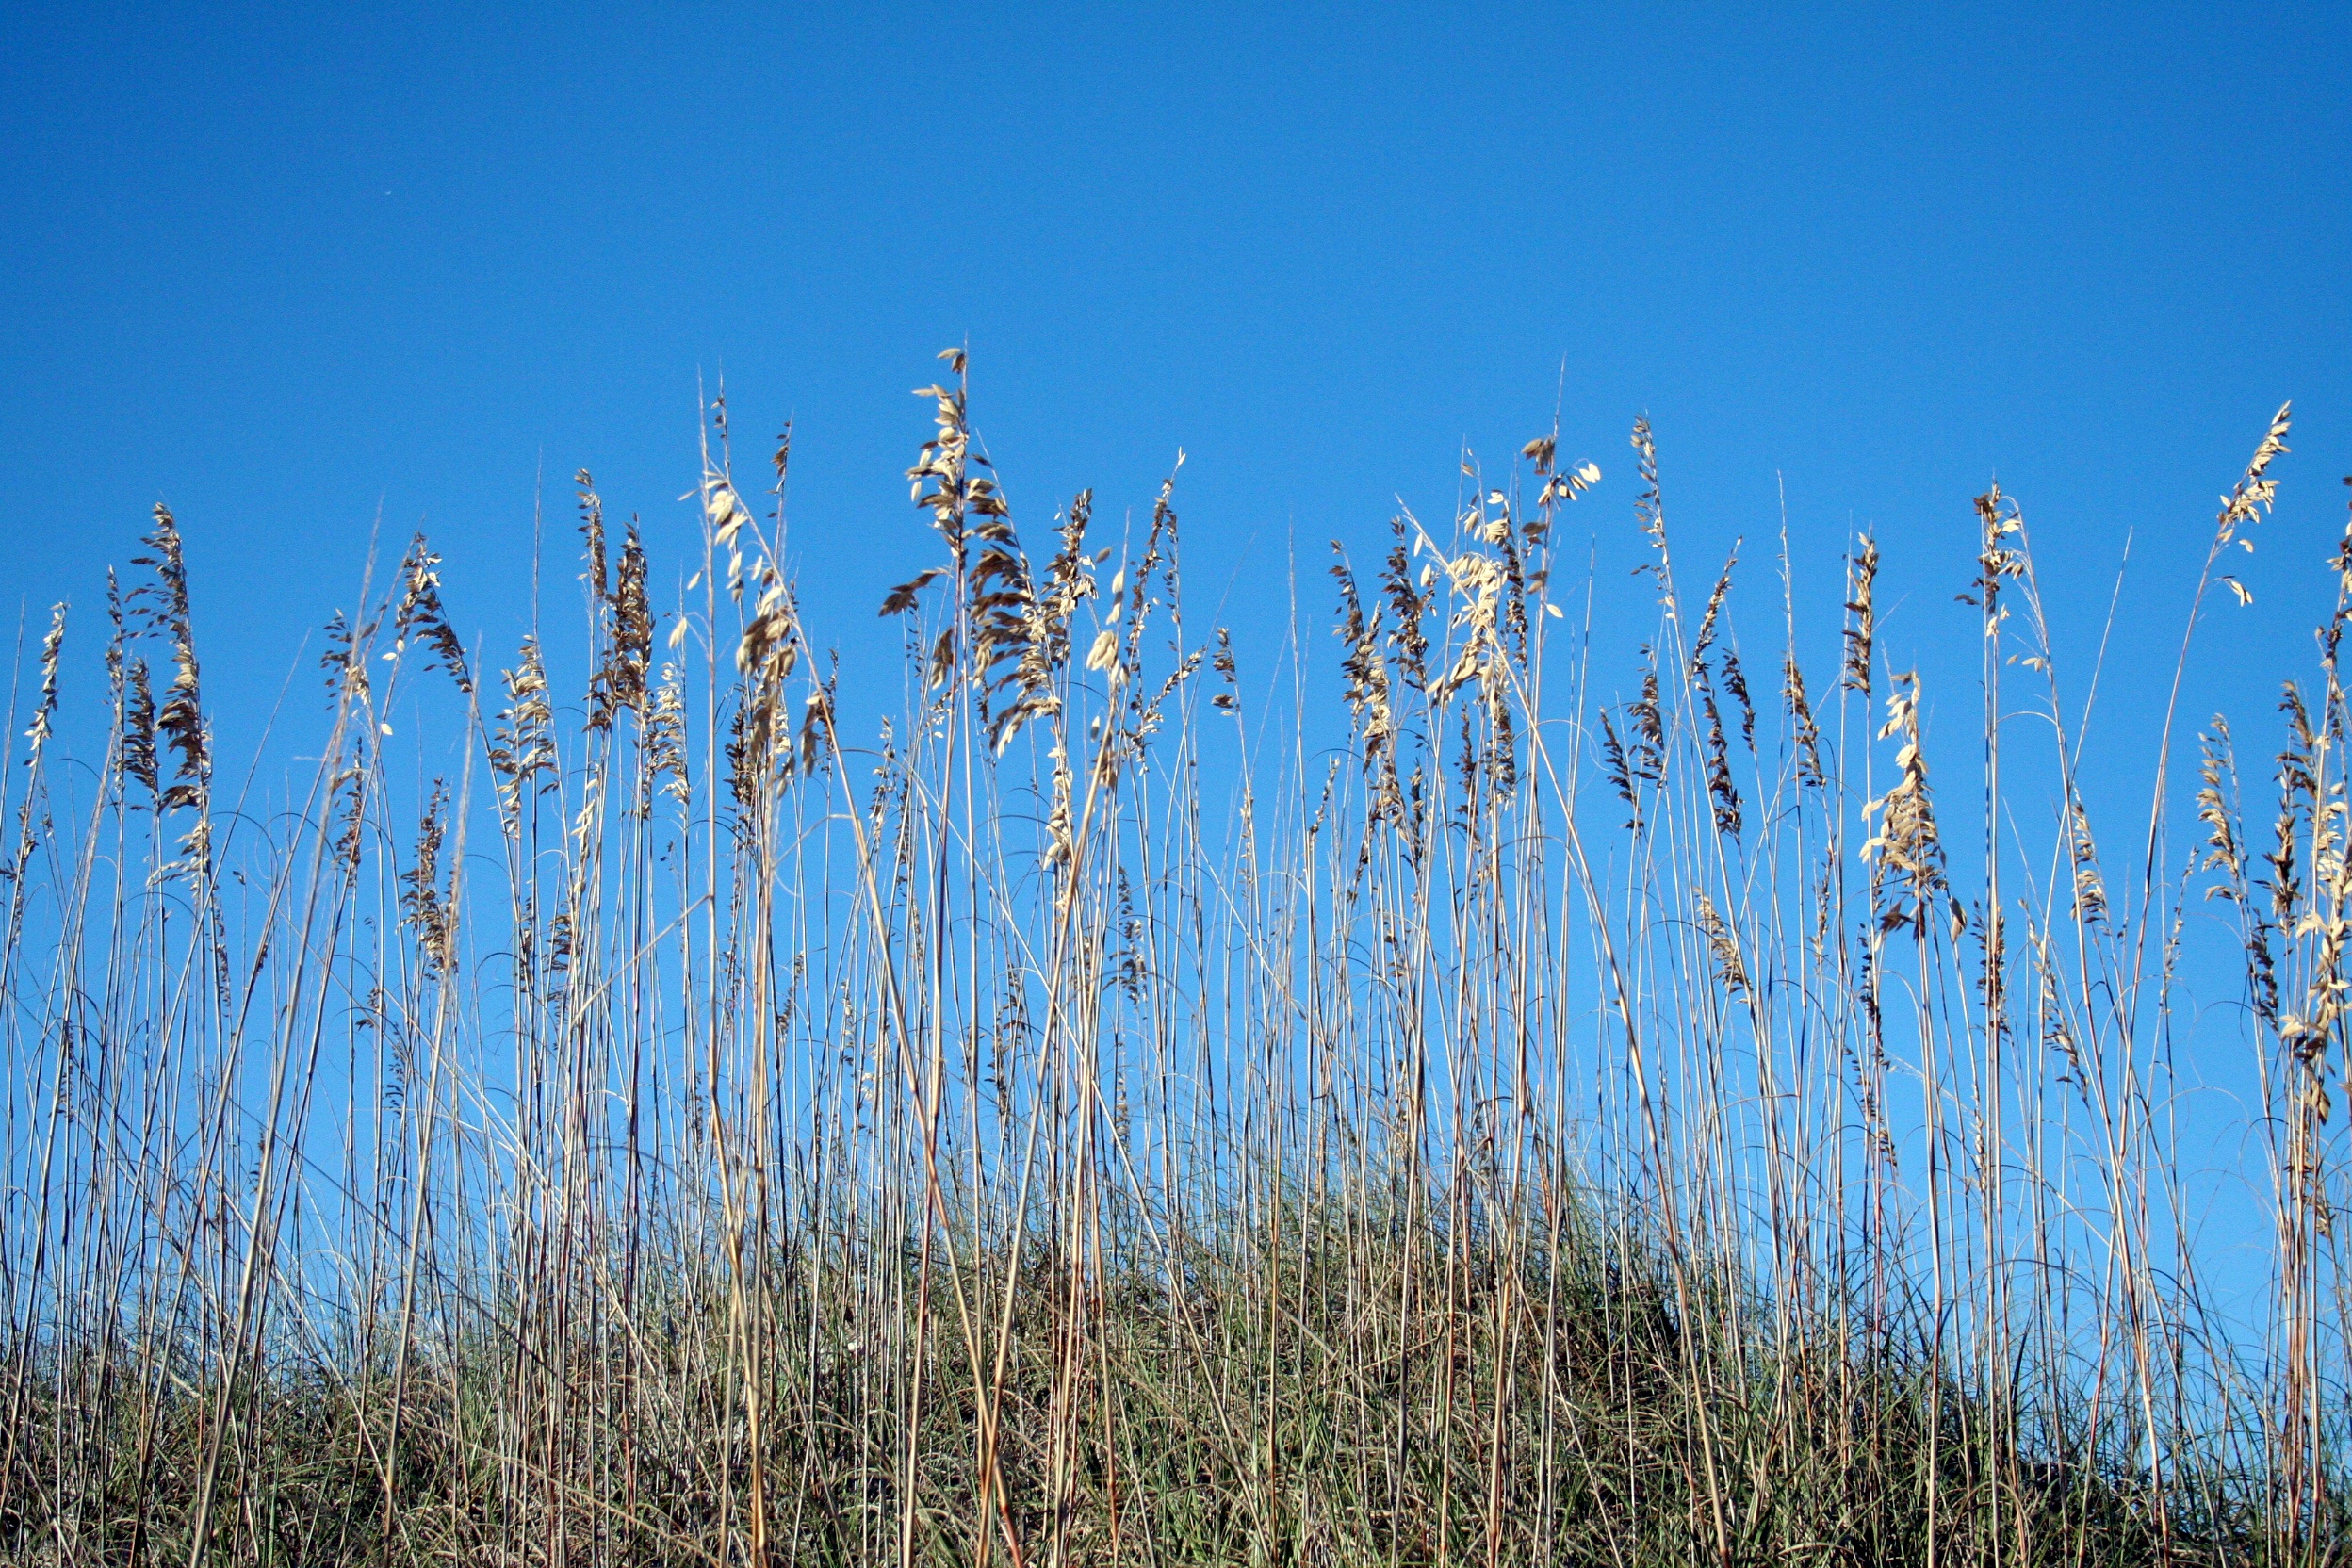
[0,359,2341,1566]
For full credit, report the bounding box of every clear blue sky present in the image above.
[3,0,2346,766]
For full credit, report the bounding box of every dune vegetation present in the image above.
[0,356,2343,1564]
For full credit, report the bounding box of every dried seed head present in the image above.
[1860,670,1947,936]
[1840,536,1878,697]
[393,533,473,695]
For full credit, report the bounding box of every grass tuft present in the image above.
[0,366,2343,1565]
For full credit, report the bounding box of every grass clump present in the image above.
[0,364,2342,1564]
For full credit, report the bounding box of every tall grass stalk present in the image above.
[0,363,2341,1565]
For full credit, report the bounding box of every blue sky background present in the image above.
[4,1,2350,1269]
